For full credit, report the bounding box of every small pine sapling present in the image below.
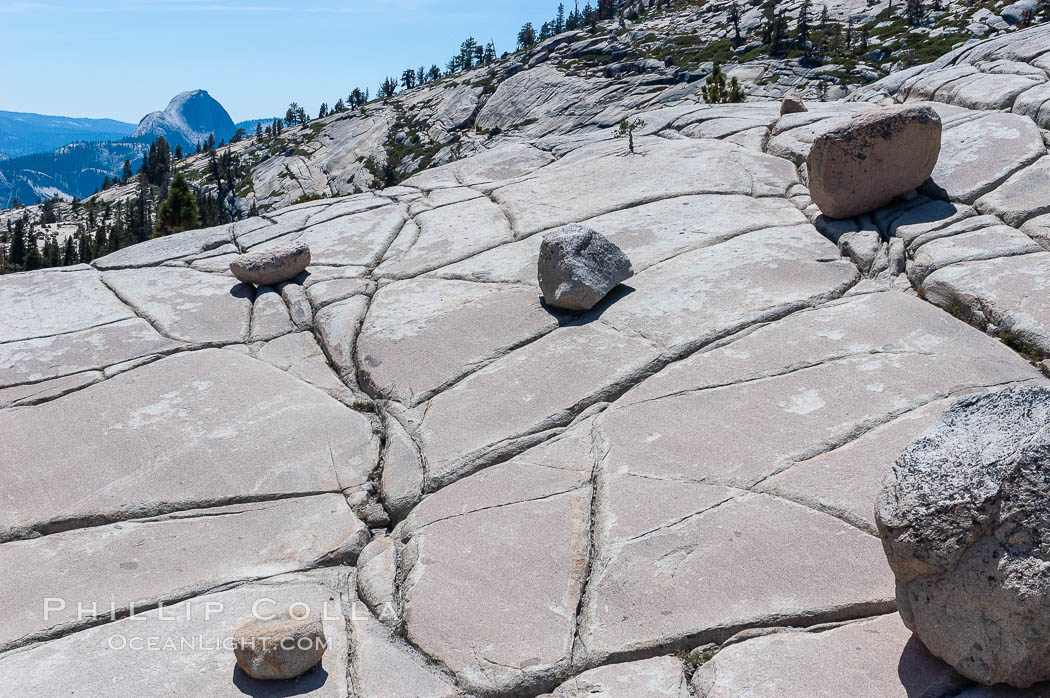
[615,117,646,153]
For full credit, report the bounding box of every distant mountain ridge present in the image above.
[0,141,148,207]
[0,110,136,160]
[133,90,236,151]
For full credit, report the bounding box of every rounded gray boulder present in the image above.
[780,92,807,115]
[875,386,1050,687]
[807,104,941,219]
[230,242,311,287]
[537,224,633,311]
[234,610,327,681]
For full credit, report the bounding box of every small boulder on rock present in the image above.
[233,610,328,681]
[875,386,1050,687]
[807,104,941,219]
[1001,0,1039,24]
[230,242,311,286]
[780,92,807,115]
[537,224,633,311]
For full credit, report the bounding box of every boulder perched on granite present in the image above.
[875,386,1050,687]
[230,242,311,286]
[233,611,328,681]
[780,92,807,115]
[537,224,633,311]
[1001,0,1039,24]
[807,104,941,219]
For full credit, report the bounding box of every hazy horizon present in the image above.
[0,0,559,123]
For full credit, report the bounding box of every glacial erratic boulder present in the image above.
[1001,0,1039,24]
[537,224,633,311]
[780,92,808,115]
[230,242,311,287]
[233,611,328,681]
[807,104,941,219]
[875,386,1050,687]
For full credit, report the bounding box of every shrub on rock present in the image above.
[807,104,941,219]
[537,224,633,311]
[875,386,1050,687]
[230,242,311,286]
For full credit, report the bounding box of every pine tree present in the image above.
[761,0,777,45]
[286,102,300,126]
[701,63,747,104]
[122,159,133,183]
[94,225,107,255]
[585,2,598,28]
[128,181,151,243]
[207,133,216,150]
[24,231,42,271]
[460,37,478,70]
[78,228,93,263]
[828,21,842,54]
[401,69,417,90]
[379,77,399,99]
[614,118,645,153]
[40,197,58,225]
[156,172,199,235]
[44,235,60,267]
[729,0,742,44]
[107,203,127,252]
[517,22,537,50]
[141,137,171,187]
[428,65,442,82]
[772,9,788,53]
[797,0,812,56]
[906,0,925,25]
[8,219,26,269]
[61,236,76,266]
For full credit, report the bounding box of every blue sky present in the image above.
[0,0,563,123]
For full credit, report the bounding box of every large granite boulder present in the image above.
[537,224,633,311]
[234,610,328,681]
[875,387,1050,687]
[781,92,807,115]
[807,104,941,219]
[230,242,311,286]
